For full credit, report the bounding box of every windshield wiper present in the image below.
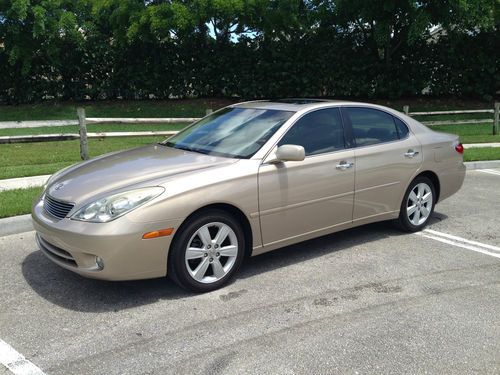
[160,142,241,158]
[160,142,207,155]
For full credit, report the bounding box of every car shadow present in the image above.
[239,211,448,279]
[22,212,448,313]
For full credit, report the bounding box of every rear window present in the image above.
[343,107,408,147]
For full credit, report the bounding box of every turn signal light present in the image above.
[455,143,464,154]
[142,228,174,239]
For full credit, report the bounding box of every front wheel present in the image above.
[168,209,245,292]
[397,176,436,232]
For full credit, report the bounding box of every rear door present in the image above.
[341,106,423,222]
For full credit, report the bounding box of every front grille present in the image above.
[43,194,75,220]
[37,235,77,267]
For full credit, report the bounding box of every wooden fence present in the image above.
[403,104,498,132]
[0,104,498,160]
[0,107,209,159]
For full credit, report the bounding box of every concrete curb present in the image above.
[0,162,498,237]
[464,160,500,170]
[0,175,50,192]
[463,142,500,149]
[0,214,33,237]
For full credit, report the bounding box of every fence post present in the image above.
[77,107,89,160]
[494,102,499,135]
[205,109,213,116]
[403,105,409,116]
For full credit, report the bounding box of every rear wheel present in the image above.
[168,210,245,292]
[397,176,435,232]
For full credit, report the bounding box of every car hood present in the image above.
[46,145,237,203]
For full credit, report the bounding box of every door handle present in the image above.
[404,149,419,158]
[336,161,354,170]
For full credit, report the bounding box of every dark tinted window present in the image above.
[344,107,399,146]
[279,108,345,156]
[394,117,409,138]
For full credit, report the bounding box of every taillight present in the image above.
[455,143,464,154]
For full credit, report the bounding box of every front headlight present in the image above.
[72,187,165,223]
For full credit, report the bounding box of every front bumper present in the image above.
[32,197,184,281]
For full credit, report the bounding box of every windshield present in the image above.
[162,107,294,158]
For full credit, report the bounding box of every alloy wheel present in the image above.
[406,182,433,226]
[184,222,238,284]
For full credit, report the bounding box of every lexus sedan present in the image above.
[32,99,466,292]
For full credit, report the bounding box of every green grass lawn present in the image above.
[0,186,43,219]
[0,137,166,179]
[464,147,500,162]
[431,123,500,143]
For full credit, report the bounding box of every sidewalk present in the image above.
[0,175,50,192]
[463,142,500,148]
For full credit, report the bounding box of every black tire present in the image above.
[168,209,245,292]
[396,176,436,232]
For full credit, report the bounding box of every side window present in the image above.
[394,116,409,138]
[278,108,345,156]
[344,107,399,146]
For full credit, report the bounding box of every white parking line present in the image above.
[416,229,500,259]
[476,169,500,176]
[0,339,46,375]
[424,229,500,252]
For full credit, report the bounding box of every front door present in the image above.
[258,108,355,247]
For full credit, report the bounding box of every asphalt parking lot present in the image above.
[0,168,499,375]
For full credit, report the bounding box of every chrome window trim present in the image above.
[252,102,416,161]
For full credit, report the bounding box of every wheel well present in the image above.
[176,203,254,258]
[417,171,440,202]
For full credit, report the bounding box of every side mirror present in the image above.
[268,144,305,163]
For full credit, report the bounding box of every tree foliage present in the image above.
[0,0,498,103]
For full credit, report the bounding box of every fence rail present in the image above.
[404,103,499,135]
[0,104,498,160]
[0,131,179,144]
[86,117,200,124]
[420,119,494,126]
[0,117,200,130]
[0,120,79,129]
[408,109,494,116]
[0,107,210,158]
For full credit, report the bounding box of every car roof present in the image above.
[232,99,361,112]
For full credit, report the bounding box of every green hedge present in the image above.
[0,1,498,103]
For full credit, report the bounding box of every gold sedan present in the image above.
[32,100,465,292]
